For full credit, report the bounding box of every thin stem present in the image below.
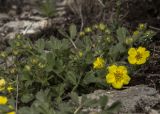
[69,38,78,49]
[97,0,105,7]
[74,105,83,114]
[15,74,19,113]
[149,25,160,31]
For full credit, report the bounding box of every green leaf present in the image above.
[69,24,77,39]
[66,71,77,85]
[40,0,56,17]
[84,98,98,107]
[21,94,34,103]
[46,52,55,72]
[106,101,121,113]
[82,71,100,85]
[109,43,126,60]
[117,27,128,42]
[83,36,92,51]
[35,39,45,52]
[70,92,79,105]
[99,96,108,109]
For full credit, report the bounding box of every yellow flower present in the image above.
[106,65,131,89]
[7,111,16,114]
[98,23,106,31]
[7,86,14,93]
[128,47,150,65]
[0,79,6,91]
[0,96,8,105]
[93,57,105,69]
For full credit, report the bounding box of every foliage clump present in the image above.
[0,22,155,113]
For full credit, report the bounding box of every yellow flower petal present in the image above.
[106,65,131,89]
[106,73,115,84]
[118,66,128,74]
[93,57,105,69]
[7,86,14,93]
[0,79,6,92]
[0,79,6,86]
[136,58,146,65]
[128,48,137,56]
[128,56,137,64]
[137,46,146,53]
[108,65,117,73]
[7,111,16,114]
[123,75,131,85]
[0,96,8,105]
[112,81,123,89]
[144,50,150,58]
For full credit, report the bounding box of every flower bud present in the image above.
[133,30,140,36]
[79,32,85,37]
[125,38,133,45]
[31,58,38,64]
[38,63,46,69]
[24,65,31,71]
[78,51,83,57]
[13,50,19,56]
[84,27,92,33]
[0,51,7,58]
[98,23,106,31]
[138,23,146,30]
[10,68,17,74]
[105,29,111,34]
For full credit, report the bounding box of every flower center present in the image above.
[135,52,142,60]
[114,71,123,82]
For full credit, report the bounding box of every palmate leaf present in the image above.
[101,101,121,114]
[70,92,79,105]
[116,27,128,43]
[48,37,70,50]
[66,71,77,85]
[46,52,55,72]
[21,93,34,103]
[82,71,101,85]
[109,43,126,60]
[99,96,108,110]
[35,39,45,52]
[40,0,56,17]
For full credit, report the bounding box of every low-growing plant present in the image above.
[0,23,155,113]
[40,0,56,17]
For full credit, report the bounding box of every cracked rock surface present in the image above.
[85,85,160,113]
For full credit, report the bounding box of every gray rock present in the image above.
[85,85,160,113]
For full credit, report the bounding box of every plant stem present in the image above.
[74,105,83,114]
[15,74,19,113]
